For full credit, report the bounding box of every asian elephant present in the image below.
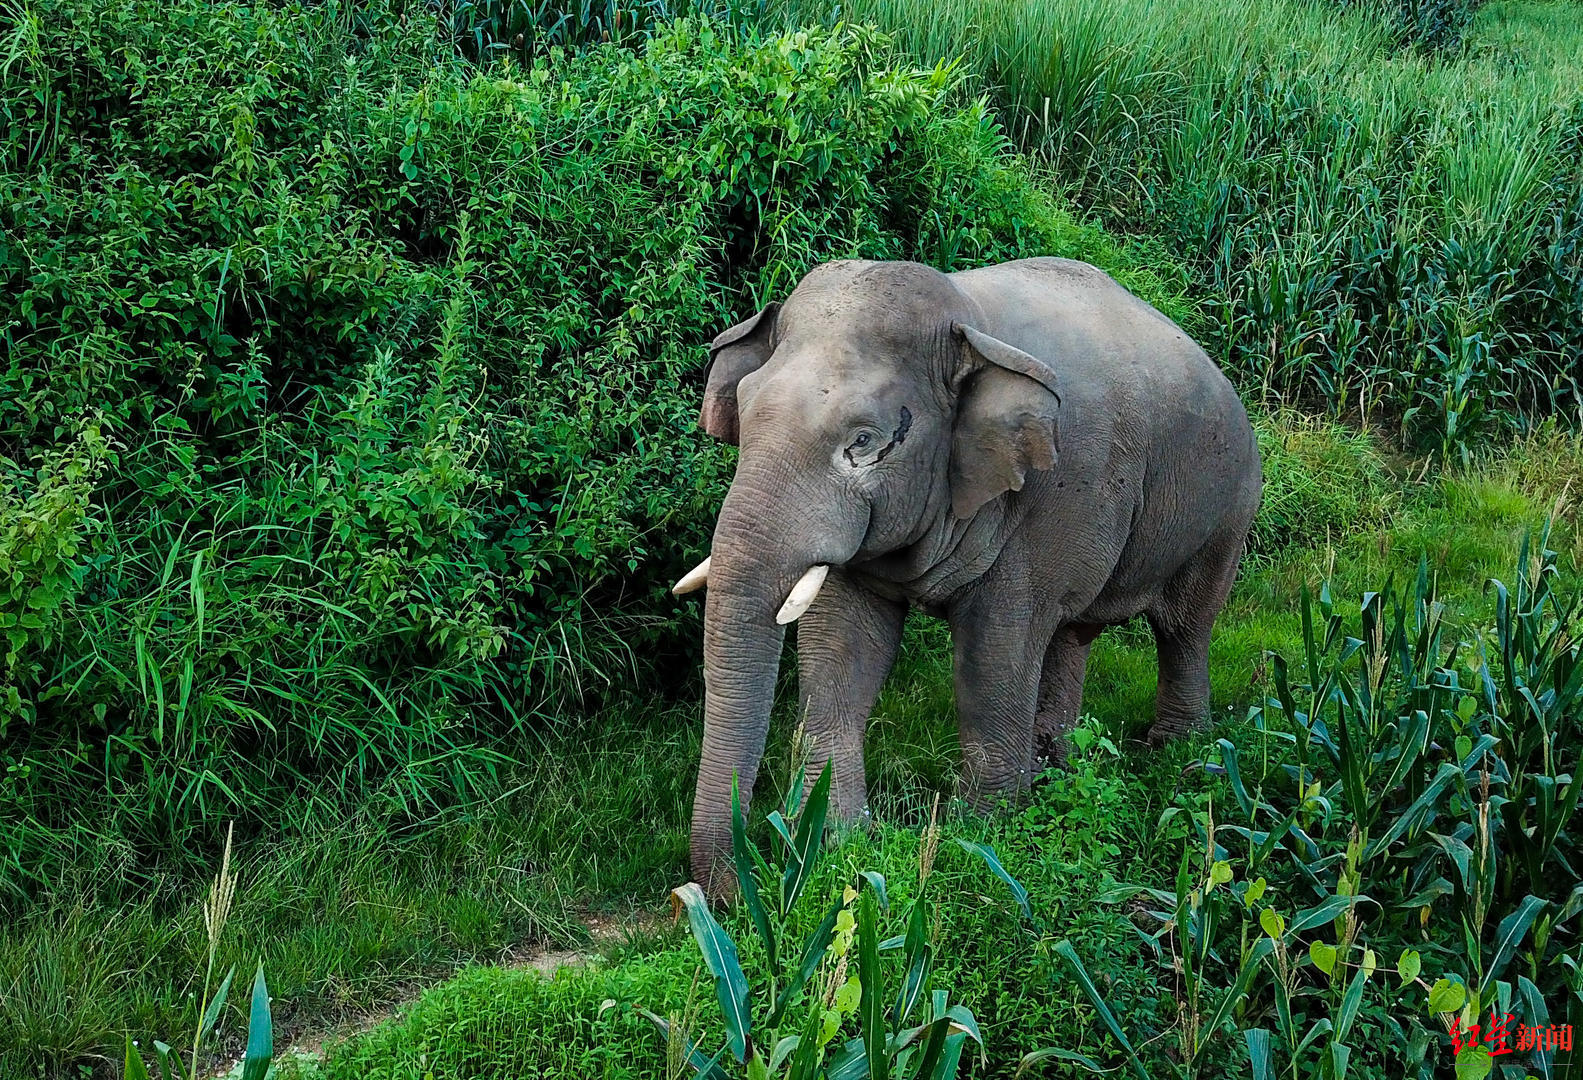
[675,257,1262,896]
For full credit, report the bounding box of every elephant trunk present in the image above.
[689,466,862,896]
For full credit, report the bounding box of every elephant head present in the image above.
[679,260,1063,895]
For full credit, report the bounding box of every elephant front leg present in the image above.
[951,599,1047,809]
[795,572,907,826]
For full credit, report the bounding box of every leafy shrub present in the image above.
[1332,0,1484,53]
[436,0,764,61]
[0,0,1178,901]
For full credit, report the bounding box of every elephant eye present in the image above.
[852,432,872,449]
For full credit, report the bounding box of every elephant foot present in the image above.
[1143,710,1206,748]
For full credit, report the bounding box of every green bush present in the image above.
[0,0,1180,902]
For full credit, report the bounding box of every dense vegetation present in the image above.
[2,0,1581,1076]
[763,0,1583,456]
[0,0,1179,900]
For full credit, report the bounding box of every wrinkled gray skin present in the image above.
[689,257,1262,896]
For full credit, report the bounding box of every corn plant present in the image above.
[642,761,984,1079]
[996,529,1582,1079]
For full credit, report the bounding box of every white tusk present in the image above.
[775,565,829,624]
[672,557,711,596]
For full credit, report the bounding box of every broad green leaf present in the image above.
[1309,941,1337,976]
[1334,966,1369,1042]
[894,896,932,1026]
[767,894,843,1028]
[770,1036,802,1073]
[199,965,236,1042]
[1244,877,1267,909]
[239,964,273,1080]
[782,762,833,914]
[955,839,1031,921]
[672,883,751,1062]
[1052,940,1152,1080]
[1454,1045,1494,1080]
[943,1005,983,1051]
[1218,739,1255,818]
[1428,977,1467,1015]
[151,1041,184,1080]
[1209,861,1233,888]
[1329,1042,1351,1080]
[1397,949,1421,987]
[1015,1046,1118,1076]
[1479,895,1547,996]
[858,871,888,912]
[1198,938,1275,1054]
[910,1015,952,1080]
[1286,893,1371,938]
[1364,762,1461,859]
[1361,949,1376,980]
[1259,908,1285,939]
[932,1031,969,1080]
[1244,1028,1273,1080]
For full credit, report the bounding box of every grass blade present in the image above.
[732,774,777,980]
[955,839,1031,922]
[198,965,236,1043]
[1052,939,1152,1080]
[857,887,888,1080]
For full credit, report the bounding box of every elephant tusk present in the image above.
[775,565,829,625]
[672,557,711,595]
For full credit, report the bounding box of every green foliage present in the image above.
[1034,528,1583,1078]
[635,762,983,1079]
[0,0,1173,902]
[1331,0,1484,53]
[764,0,1583,456]
[1247,411,1393,559]
[439,0,767,62]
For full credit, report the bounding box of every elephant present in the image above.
[674,257,1262,896]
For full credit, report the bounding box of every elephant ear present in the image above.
[949,323,1062,520]
[699,303,780,444]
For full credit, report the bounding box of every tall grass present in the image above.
[767,0,1583,454]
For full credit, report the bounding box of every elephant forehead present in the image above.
[743,347,911,424]
[784,264,968,342]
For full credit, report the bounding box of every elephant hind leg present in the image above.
[1034,622,1103,769]
[1145,532,1246,746]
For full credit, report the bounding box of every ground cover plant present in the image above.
[9,422,1579,1077]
